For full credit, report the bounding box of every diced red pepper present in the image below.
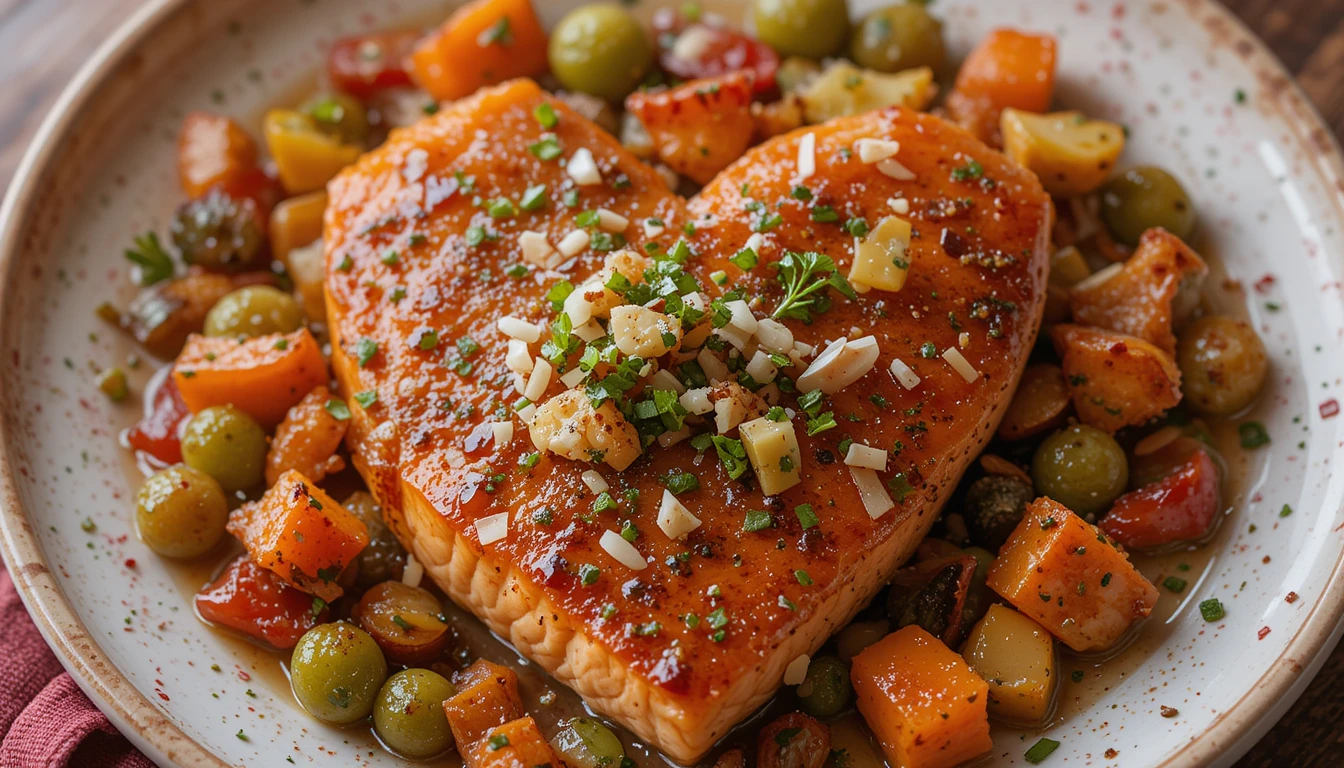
[1100,449,1221,550]
[195,556,327,649]
[125,370,190,465]
[652,10,779,95]
[328,30,420,101]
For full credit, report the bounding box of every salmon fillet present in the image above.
[324,79,1051,762]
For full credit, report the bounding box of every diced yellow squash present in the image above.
[268,190,327,265]
[443,660,525,749]
[961,604,1058,723]
[263,110,362,195]
[801,62,936,124]
[463,716,563,768]
[851,625,992,768]
[1000,109,1125,196]
[849,216,912,293]
[739,416,802,496]
[987,498,1159,652]
[1051,324,1182,432]
[1069,228,1209,355]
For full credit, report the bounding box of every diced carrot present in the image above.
[265,386,349,487]
[225,469,369,602]
[178,112,259,199]
[172,328,329,426]
[462,716,563,768]
[1100,449,1221,550]
[408,0,548,101]
[443,660,525,749]
[987,497,1159,652]
[946,29,1057,144]
[850,625,992,768]
[194,554,327,649]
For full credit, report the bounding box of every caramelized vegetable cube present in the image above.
[225,469,369,602]
[1051,324,1182,433]
[443,660,525,749]
[799,62,935,124]
[464,716,563,768]
[850,625,992,768]
[1000,109,1125,196]
[178,112,259,199]
[987,498,1158,652]
[961,604,1058,723]
[172,328,329,426]
[1099,448,1221,550]
[269,190,327,266]
[265,386,349,487]
[263,110,362,195]
[946,29,1057,144]
[625,72,757,186]
[408,0,548,102]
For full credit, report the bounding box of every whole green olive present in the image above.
[290,622,387,725]
[849,3,945,73]
[180,405,267,492]
[548,5,653,101]
[754,0,851,60]
[170,189,266,272]
[1177,315,1269,416]
[134,465,228,558]
[373,669,456,758]
[203,285,303,339]
[1100,166,1196,247]
[835,620,888,663]
[550,717,625,768]
[302,93,369,145]
[1031,424,1129,517]
[795,656,852,717]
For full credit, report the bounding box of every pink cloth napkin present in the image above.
[0,568,154,768]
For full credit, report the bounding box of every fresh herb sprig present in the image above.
[770,251,856,322]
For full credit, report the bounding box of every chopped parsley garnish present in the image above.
[1199,598,1225,622]
[355,338,378,367]
[353,390,378,409]
[1239,421,1270,449]
[730,247,759,270]
[1280,504,1293,518]
[919,341,938,358]
[710,436,749,479]
[487,198,517,218]
[529,135,563,161]
[545,280,575,312]
[951,159,985,182]
[795,504,819,529]
[1162,577,1187,593]
[487,734,510,751]
[660,469,700,495]
[533,102,558,129]
[478,16,512,47]
[324,399,351,421]
[770,250,856,322]
[1023,738,1059,764]
[844,217,870,238]
[744,509,773,532]
[795,570,813,586]
[520,184,548,211]
[124,232,174,286]
[579,564,601,586]
[809,205,839,223]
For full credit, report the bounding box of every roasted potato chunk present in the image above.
[1051,324,1182,432]
[1000,109,1125,196]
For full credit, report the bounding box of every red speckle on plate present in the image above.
[124,558,136,569]
[1257,626,1272,640]
[1254,274,1276,294]
[237,669,251,682]
[1321,399,1340,419]
[1286,592,1299,604]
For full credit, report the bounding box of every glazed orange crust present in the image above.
[324,79,1050,761]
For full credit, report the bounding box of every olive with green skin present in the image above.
[1177,315,1269,416]
[754,0,851,59]
[134,466,228,558]
[1100,166,1196,247]
[1032,425,1129,517]
[302,93,369,145]
[291,623,387,725]
[373,669,456,758]
[203,285,303,339]
[795,656,852,717]
[550,717,625,768]
[850,4,945,73]
[171,188,266,272]
[180,405,267,492]
[548,5,653,101]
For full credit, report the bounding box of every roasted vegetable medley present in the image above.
[99,0,1271,765]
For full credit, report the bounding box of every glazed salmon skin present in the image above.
[324,78,1051,762]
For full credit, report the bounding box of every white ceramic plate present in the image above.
[3,0,1344,766]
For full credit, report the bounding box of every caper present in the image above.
[302,93,370,144]
[170,188,266,272]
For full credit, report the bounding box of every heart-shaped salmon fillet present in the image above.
[324,78,1050,762]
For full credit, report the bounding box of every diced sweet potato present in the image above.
[961,604,1057,723]
[1069,228,1209,355]
[850,626,992,768]
[225,469,369,602]
[266,386,349,487]
[625,72,757,186]
[443,660,525,749]
[408,0,548,102]
[1051,324,1182,432]
[463,717,563,768]
[946,29,1057,144]
[987,498,1158,652]
[173,328,329,426]
[178,112,259,199]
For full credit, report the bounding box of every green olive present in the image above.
[180,405,267,492]
[345,492,407,588]
[548,5,653,101]
[1031,425,1129,517]
[373,669,456,758]
[303,93,369,145]
[134,466,228,558]
[835,620,888,663]
[170,189,266,272]
[1100,166,1196,247]
[203,285,304,339]
[1177,315,1269,416]
[550,717,625,768]
[795,656,852,717]
[291,622,387,725]
[850,4,945,73]
[754,0,851,59]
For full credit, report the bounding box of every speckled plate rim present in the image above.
[1,1,1342,767]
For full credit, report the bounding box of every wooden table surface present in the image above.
[1,0,1342,765]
